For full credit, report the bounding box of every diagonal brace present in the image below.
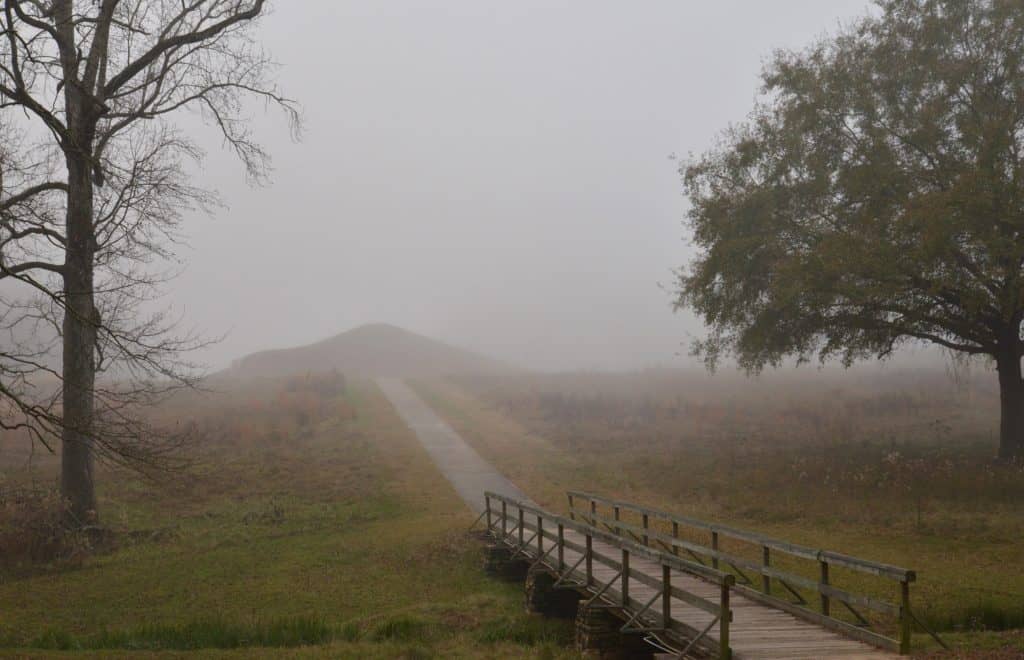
[778,578,807,605]
[728,562,752,585]
[584,569,622,607]
[621,590,663,632]
[909,610,949,650]
[511,532,538,558]
[676,614,720,659]
[468,509,487,532]
[553,554,587,587]
[840,599,871,627]
[529,542,557,570]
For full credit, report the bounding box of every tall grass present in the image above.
[28,617,335,651]
[922,601,1024,633]
[475,617,574,646]
[370,615,433,642]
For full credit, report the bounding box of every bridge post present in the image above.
[557,523,564,570]
[671,521,680,556]
[762,545,771,594]
[819,559,830,616]
[641,513,649,546]
[662,564,671,628]
[585,534,593,586]
[899,580,911,655]
[621,548,630,607]
[501,501,507,536]
[537,515,543,554]
[518,507,525,547]
[485,495,492,530]
[720,581,731,660]
[613,505,620,536]
[712,530,720,569]
[567,493,575,520]
[589,499,597,526]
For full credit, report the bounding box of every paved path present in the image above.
[376,378,533,512]
[378,378,897,659]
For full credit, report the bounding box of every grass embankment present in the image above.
[0,378,576,658]
[411,374,1024,658]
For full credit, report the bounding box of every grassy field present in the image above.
[3,364,1020,658]
[410,368,1024,658]
[0,377,577,658]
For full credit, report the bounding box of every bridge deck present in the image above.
[489,498,899,659]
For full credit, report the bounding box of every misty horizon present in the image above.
[163,1,883,372]
[2,2,1021,654]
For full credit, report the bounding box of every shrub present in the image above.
[0,487,94,565]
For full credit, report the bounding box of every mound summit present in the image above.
[226,323,505,379]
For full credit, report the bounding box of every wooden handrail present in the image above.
[567,490,920,654]
[485,491,734,659]
[567,490,915,581]
[488,492,735,586]
[571,506,901,615]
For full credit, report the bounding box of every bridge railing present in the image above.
[484,491,735,659]
[567,490,932,654]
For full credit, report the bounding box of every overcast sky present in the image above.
[169,1,876,371]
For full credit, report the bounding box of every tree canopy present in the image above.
[676,0,1024,459]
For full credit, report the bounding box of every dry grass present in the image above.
[410,366,1024,656]
[0,487,100,566]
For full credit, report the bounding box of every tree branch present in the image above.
[103,0,265,97]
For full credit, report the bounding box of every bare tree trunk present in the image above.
[0,0,291,524]
[60,155,98,525]
[997,351,1024,462]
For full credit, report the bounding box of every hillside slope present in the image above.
[224,323,506,379]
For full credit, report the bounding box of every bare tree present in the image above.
[0,0,299,524]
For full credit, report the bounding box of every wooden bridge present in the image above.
[481,491,944,659]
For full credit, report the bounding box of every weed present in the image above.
[476,617,573,646]
[30,628,81,651]
[338,620,363,642]
[370,616,432,643]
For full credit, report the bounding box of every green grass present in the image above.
[370,616,433,643]
[0,380,579,658]
[475,617,574,646]
[30,617,334,651]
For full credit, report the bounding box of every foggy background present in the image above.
[171,1,878,372]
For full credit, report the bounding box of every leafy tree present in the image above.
[0,0,298,523]
[675,0,1024,460]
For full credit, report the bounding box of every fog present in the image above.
[170,1,876,372]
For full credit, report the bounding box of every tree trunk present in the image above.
[996,351,1024,462]
[60,154,98,525]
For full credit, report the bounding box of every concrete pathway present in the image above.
[376,378,533,512]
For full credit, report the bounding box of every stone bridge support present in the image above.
[487,548,656,658]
